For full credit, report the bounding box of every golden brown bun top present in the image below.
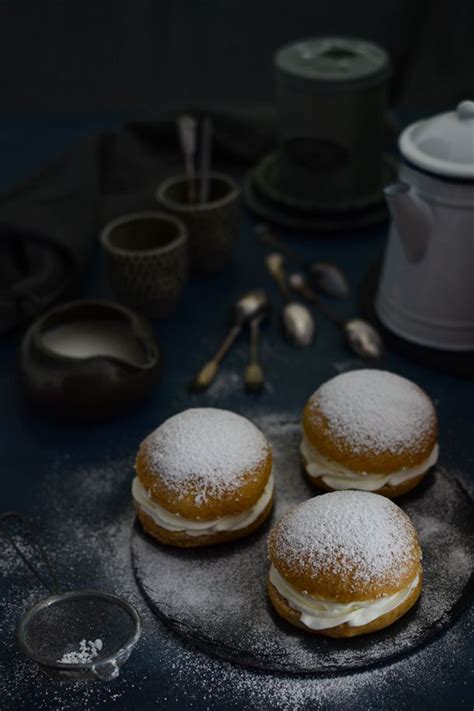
[268,491,422,602]
[302,369,437,474]
[135,408,272,520]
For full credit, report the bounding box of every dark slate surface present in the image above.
[0,115,473,710]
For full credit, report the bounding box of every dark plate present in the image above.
[243,174,389,232]
[132,421,474,675]
[254,152,398,214]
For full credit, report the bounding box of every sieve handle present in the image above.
[0,512,62,594]
[92,659,121,681]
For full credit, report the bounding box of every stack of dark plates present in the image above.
[244,151,397,232]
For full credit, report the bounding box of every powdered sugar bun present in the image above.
[134,408,273,547]
[301,369,438,496]
[268,491,422,601]
[268,491,422,637]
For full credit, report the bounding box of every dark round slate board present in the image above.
[132,420,474,675]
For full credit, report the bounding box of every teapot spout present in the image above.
[384,182,432,262]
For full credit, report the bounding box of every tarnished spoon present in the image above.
[190,290,269,392]
[344,319,384,360]
[255,223,303,264]
[265,253,315,347]
[255,223,350,299]
[244,310,267,392]
[308,261,350,299]
[289,273,383,359]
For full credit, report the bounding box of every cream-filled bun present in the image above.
[301,369,438,497]
[267,490,422,637]
[133,408,273,547]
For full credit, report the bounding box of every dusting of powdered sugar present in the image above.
[1,416,473,711]
[309,369,436,455]
[269,491,419,590]
[141,408,269,500]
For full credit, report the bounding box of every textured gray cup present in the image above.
[100,211,188,318]
[156,173,240,276]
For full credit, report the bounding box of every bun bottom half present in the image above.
[136,496,274,548]
[301,455,429,498]
[267,575,422,638]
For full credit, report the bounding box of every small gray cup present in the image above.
[100,211,188,318]
[156,172,240,276]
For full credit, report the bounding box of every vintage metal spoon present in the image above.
[265,253,315,347]
[177,114,197,203]
[308,261,350,299]
[289,273,383,359]
[344,318,384,360]
[190,290,269,391]
[255,223,303,264]
[256,223,350,299]
[244,307,269,392]
[199,116,213,204]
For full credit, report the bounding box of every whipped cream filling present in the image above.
[132,474,274,537]
[269,565,420,630]
[300,435,438,492]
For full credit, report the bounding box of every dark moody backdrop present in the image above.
[0,0,472,115]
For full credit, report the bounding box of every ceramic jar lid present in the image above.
[275,37,390,90]
[400,101,474,179]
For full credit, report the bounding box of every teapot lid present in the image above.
[400,101,474,179]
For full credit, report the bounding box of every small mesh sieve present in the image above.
[1,512,141,680]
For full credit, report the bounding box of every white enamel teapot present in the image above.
[376,100,474,351]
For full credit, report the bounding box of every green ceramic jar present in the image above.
[274,36,391,210]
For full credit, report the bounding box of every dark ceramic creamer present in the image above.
[20,300,161,421]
